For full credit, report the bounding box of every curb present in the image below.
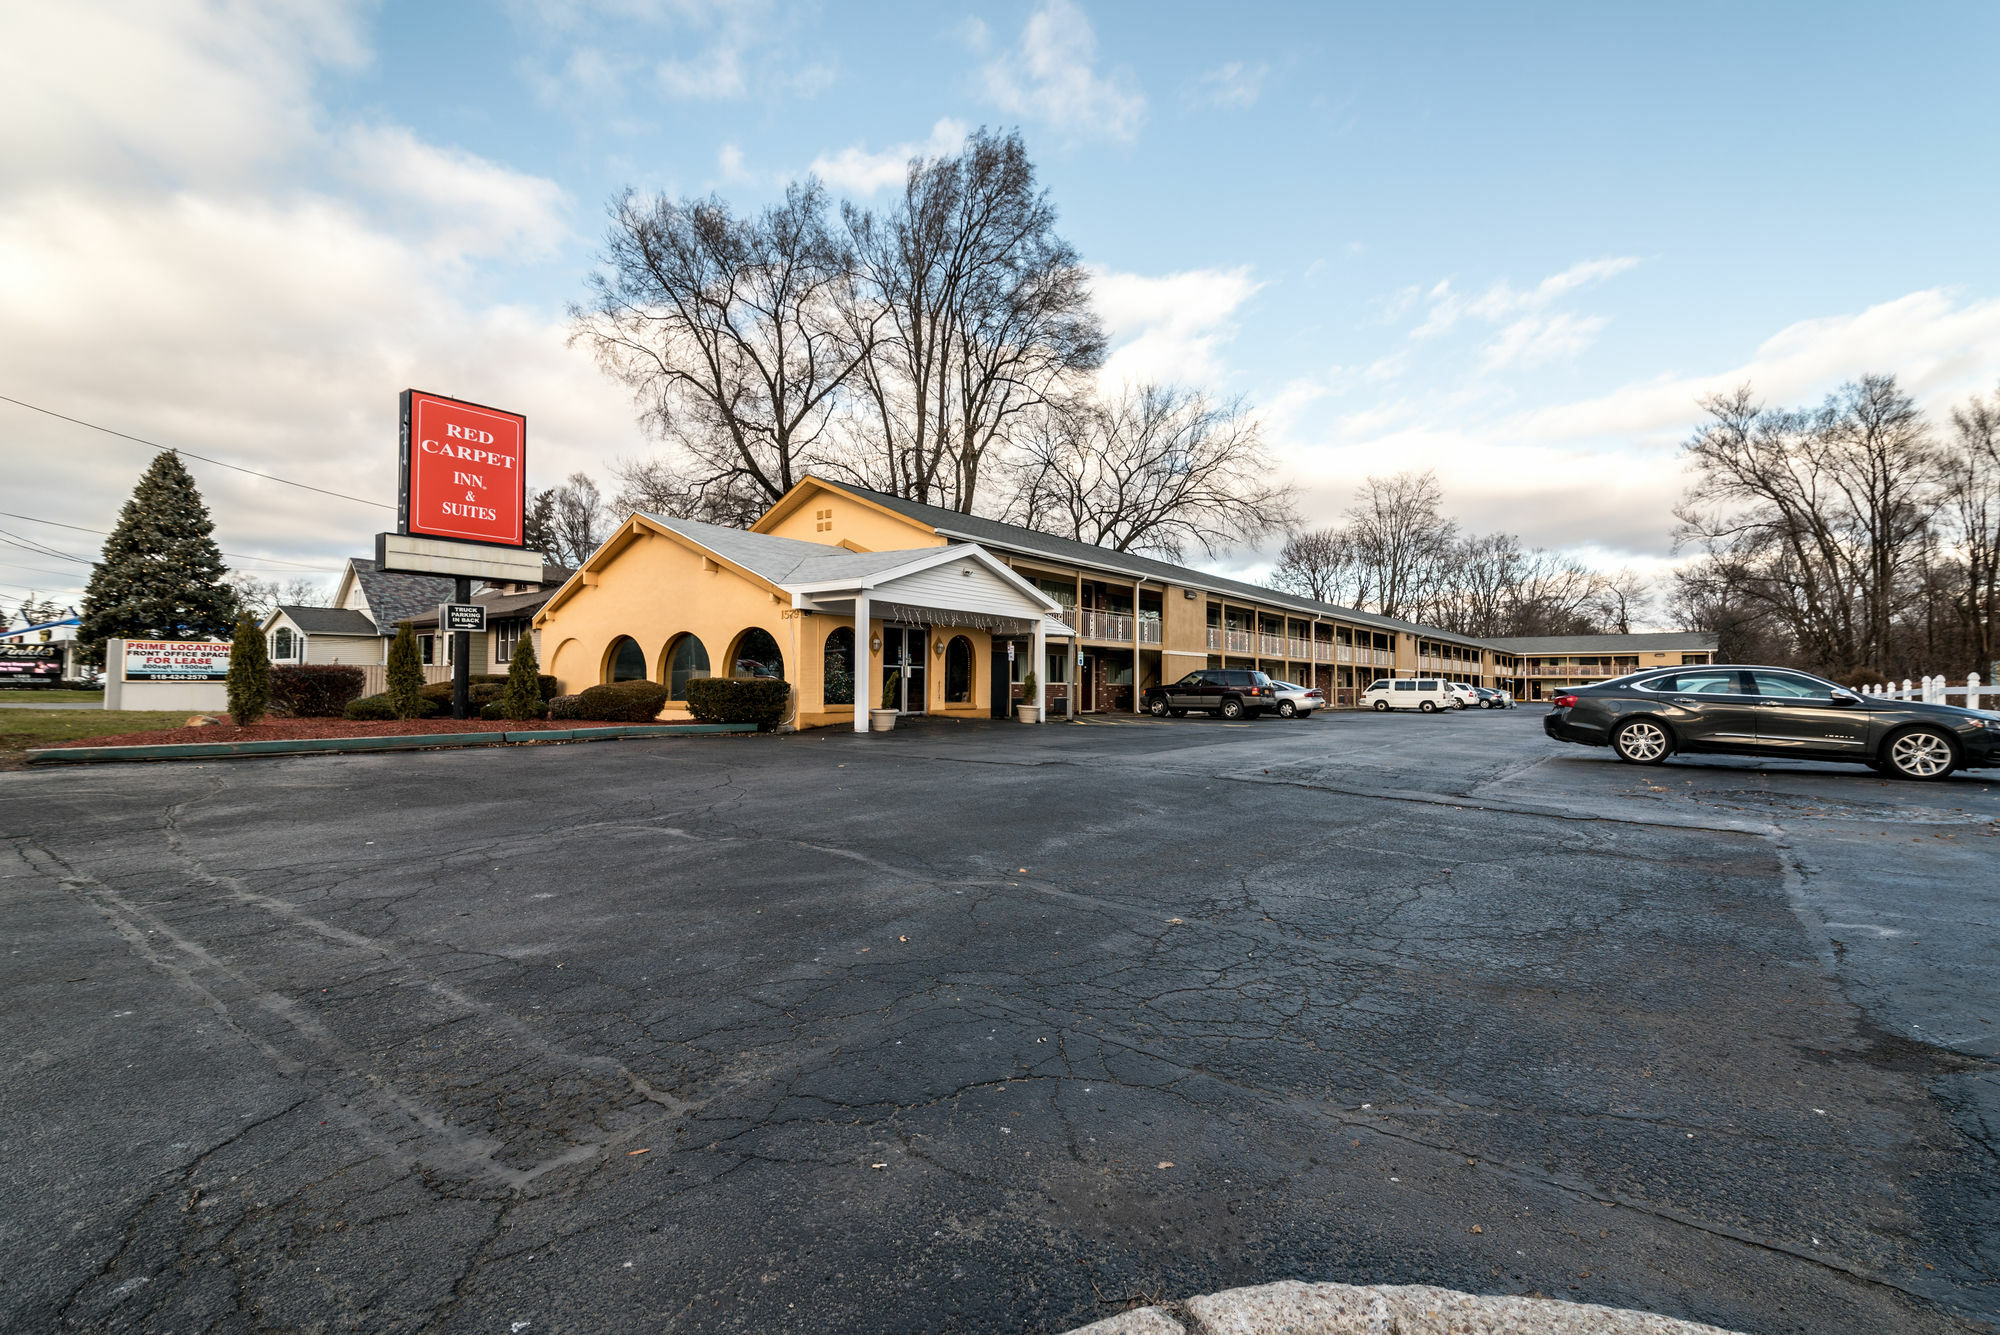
[1064,1281,1745,1335]
[23,722,757,765]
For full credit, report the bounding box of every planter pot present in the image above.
[868,708,899,733]
[1015,705,1042,724]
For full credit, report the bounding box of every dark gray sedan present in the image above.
[1543,664,2000,780]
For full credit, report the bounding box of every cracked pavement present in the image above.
[2,708,1996,1333]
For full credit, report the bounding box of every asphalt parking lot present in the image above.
[4,707,1997,1334]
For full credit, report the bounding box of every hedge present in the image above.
[547,694,585,720]
[345,691,442,721]
[683,678,789,729]
[271,664,366,717]
[418,674,558,704]
[575,680,670,722]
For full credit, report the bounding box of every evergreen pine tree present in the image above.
[387,621,425,719]
[226,612,271,725]
[77,452,237,665]
[499,630,545,721]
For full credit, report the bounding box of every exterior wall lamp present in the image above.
[870,634,882,652]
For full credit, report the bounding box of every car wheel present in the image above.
[1419,700,1436,713]
[1221,697,1244,720]
[1277,700,1296,718]
[1612,718,1672,765]
[1882,727,1957,781]
[1148,697,1169,717]
[1372,699,1389,712]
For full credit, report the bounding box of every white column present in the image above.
[853,593,871,734]
[1970,672,1983,712]
[1031,614,1047,723]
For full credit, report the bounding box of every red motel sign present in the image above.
[398,389,527,546]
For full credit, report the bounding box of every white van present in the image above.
[1360,677,1455,713]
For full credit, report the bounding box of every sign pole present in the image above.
[452,575,471,720]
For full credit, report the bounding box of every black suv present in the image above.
[1544,664,1999,780]
[1145,669,1279,720]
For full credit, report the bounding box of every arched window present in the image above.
[665,634,710,699]
[607,636,647,683]
[823,627,855,706]
[944,635,973,703]
[270,627,296,660]
[731,627,784,680]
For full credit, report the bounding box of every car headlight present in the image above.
[1967,716,1995,730]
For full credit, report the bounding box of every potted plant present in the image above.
[1017,668,1041,723]
[870,668,901,732]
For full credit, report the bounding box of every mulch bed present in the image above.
[46,718,642,749]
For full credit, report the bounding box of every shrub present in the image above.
[386,622,425,719]
[499,632,546,721]
[421,680,506,710]
[227,614,270,725]
[683,677,788,729]
[576,680,670,722]
[547,694,585,720]
[345,691,442,721]
[479,700,505,721]
[271,664,365,717]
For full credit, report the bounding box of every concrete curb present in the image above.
[23,722,757,765]
[1064,1281,1745,1335]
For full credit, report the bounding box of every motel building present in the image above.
[533,476,1707,729]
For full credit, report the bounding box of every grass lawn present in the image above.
[0,711,195,765]
[0,688,105,703]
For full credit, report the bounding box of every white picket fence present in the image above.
[1857,672,1991,711]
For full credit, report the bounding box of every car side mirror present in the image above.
[1830,690,1861,707]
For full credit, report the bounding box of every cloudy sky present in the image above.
[6,1,2000,614]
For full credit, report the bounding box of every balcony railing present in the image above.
[1077,608,1132,641]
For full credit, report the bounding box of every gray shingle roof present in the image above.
[274,605,379,635]
[643,514,948,586]
[408,586,559,627]
[813,478,1493,645]
[350,558,457,630]
[1483,632,1720,654]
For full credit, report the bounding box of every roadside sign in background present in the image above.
[0,643,64,681]
[439,603,487,634]
[399,389,527,548]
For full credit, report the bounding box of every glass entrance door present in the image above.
[882,626,927,713]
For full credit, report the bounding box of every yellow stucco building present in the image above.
[535,476,1719,729]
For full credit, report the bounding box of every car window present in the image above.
[1249,672,1273,685]
[1173,672,1202,687]
[1749,670,1833,700]
[1394,680,1415,691]
[1661,670,1745,695]
[1417,679,1438,690]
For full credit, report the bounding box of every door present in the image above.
[1079,653,1094,713]
[882,626,927,714]
[1748,669,1870,755]
[1655,667,1760,749]
[1166,670,1203,709]
[991,642,1014,718]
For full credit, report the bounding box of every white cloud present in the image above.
[1190,60,1268,109]
[0,1,641,577]
[808,119,968,195]
[1091,266,1261,388]
[1482,311,1608,371]
[1270,287,2000,560]
[981,0,1146,142]
[1413,256,1639,338]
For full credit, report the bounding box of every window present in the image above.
[731,628,784,680]
[1394,680,1415,692]
[270,627,296,660]
[496,621,521,665]
[822,627,856,706]
[419,633,436,666]
[607,636,647,682]
[1651,669,1743,695]
[1417,679,1439,690]
[944,636,973,702]
[665,634,710,698]
[1749,670,1833,700]
[814,506,833,532]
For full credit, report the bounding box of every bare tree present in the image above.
[535,473,607,567]
[1269,526,1369,605]
[572,179,873,522]
[1675,376,1938,677]
[1593,567,1652,635]
[1945,386,2000,670]
[1346,471,1458,621]
[226,574,329,616]
[1001,385,1295,560]
[844,127,1103,513]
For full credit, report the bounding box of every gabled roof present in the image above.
[641,514,945,585]
[270,605,379,635]
[408,585,560,628]
[1485,632,1720,654]
[347,558,456,631]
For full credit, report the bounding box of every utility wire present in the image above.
[0,394,395,511]
[0,511,339,572]
[0,531,90,564]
